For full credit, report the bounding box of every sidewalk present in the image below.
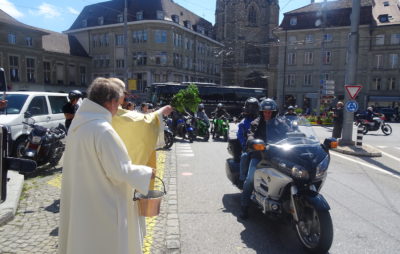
[0,170,24,226]
[332,143,382,157]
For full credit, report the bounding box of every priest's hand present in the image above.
[159,105,173,117]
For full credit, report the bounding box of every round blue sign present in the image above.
[345,100,359,113]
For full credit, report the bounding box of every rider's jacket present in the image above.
[212,108,230,119]
[237,117,254,151]
[247,116,290,146]
[196,110,209,125]
[366,111,379,121]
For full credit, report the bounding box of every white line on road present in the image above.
[376,149,400,163]
[178,154,194,157]
[377,146,387,149]
[331,152,400,180]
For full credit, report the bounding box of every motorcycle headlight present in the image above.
[291,165,309,180]
[316,155,330,179]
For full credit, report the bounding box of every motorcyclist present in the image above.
[211,103,230,138]
[285,105,297,117]
[63,90,82,133]
[366,106,380,127]
[195,103,210,125]
[237,97,260,189]
[240,98,290,220]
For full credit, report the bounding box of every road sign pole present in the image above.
[341,0,360,146]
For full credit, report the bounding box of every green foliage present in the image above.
[171,84,201,113]
[294,108,303,115]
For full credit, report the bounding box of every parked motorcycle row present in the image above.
[163,114,230,149]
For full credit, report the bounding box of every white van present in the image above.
[0,91,68,156]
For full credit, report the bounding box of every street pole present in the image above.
[341,0,360,145]
[317,0,327,117]
[124,0,129,90]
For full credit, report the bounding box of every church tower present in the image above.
[215,0,279,95]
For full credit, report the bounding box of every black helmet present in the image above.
[260,98,277,111]
[148,103,154,109]
[217,103,223,109]
[244,97,260,116]
[68,90,82,101]
[198,103,205,110]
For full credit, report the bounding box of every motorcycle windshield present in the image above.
[266,116,320,146]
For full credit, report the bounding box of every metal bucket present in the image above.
[133,176,166,217]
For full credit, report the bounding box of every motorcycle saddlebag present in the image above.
[225,158,240,186]
[227,138,242,162]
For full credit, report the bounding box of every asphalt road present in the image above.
[174,123,400,254]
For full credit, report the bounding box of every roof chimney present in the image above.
[311,0,315,3]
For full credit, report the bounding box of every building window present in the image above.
[375,34,385,45]
[8,33,16,44]
[287,74,295,87]
[184,20,191,29]
[133,52,147,66]
[116,59,125,69]
[248,6,257,25]
[117,14,123,23]
[304,52,313,65]
[98,16,104,25]
[101,33,109,46]
[43,61,51,84]
[375,54,383,69]
[155,52,168,65]
[323,33,333,42]
[378,14,389,23]
[68,65,76,85]
[115,34,124,46]
[390,33,400,44]
[156,11,164,20]
[9,56,19,82]
[388,77,396,90]
[26,58,35,83]
[82,19,87,27]
[389,54,398,68]
[323,51,332,64]
[304,74,312,87]
[26,37,33,47]
[155,30,167,43]
[290,17,297,26]
[305,34,314,43]
[56,63,64,85]
[372,77,381,90]
[288,53,296,65]
[172,15,179,24]
[80,66,86,85]
[197,25,205,35]
[132,30,147,43]
[322,73,330,81]
[384,1,389,6]
[136,11,143,21]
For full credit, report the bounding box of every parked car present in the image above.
[0,91,68,156]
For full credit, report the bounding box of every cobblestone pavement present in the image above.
[0,150,178,254]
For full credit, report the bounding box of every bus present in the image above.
[148,82,267,116]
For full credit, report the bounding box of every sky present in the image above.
[1,0,330,33]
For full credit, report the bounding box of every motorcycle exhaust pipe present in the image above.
[290,185,299,222]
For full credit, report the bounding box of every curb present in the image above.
[0,170,24,226]
[332,144,382,157]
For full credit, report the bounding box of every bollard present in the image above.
[356,125,363,147]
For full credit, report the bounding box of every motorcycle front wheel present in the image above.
[295,202,333,253]
[381,124,392,135]
[163,132,174,149]
[361,124,368,135]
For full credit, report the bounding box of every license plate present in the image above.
[32,136,42,144]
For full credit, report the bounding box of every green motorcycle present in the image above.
[211,116,229,141]
[194,117,210,141]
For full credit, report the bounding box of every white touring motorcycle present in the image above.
[226,116,333,253]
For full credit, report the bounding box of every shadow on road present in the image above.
[23,165,62,179]
[45,199,60,214]
[221,193,312,254]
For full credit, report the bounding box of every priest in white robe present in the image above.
[58,77,154,254]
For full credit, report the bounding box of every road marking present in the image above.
[377,146,387,149]
[177,154,194,157]
[182,172,193,176]
[47,175,62,188]
[376,149,400,163]
[396,147,400,150]
[331,152,400,180]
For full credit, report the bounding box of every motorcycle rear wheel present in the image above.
[203,130,210,141]
[163,132,174,149]
[381,124,392,135]
[361,125,368,135]
[295,204,333,253]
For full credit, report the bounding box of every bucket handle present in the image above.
[133,176,167,201]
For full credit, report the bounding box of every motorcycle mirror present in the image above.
[24,111,32,119]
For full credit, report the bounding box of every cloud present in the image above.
[29,3,60,19]
[0,0,24,18]
[67,7,79,15]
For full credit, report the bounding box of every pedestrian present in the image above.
[332,101,344,139]
[62,90,82,133]
[140,102,149,113]
[58,77,155,254]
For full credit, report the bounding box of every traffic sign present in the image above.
[345,100,359,113]
[345,85,362,100]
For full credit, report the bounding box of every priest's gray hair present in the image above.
[87,77,124,106]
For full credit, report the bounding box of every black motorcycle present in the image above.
[20,112,66,167]
[163,118,174,149]
[226,116,333,253]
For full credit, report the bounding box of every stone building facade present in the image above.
[65,0,222,98]
[276,0,400,111]
[214,0,279,96]
[0,10,91,92]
